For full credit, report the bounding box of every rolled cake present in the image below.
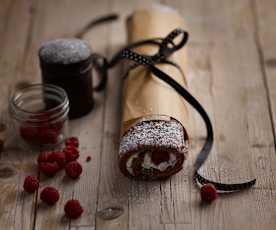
[118,5,189,180]
[119,119,188,179]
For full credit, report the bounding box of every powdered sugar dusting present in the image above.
[119,119,188,156]
[39,39,91,64]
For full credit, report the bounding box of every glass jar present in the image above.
[9,84,69,150]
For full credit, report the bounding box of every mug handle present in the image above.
[91,53,108,91]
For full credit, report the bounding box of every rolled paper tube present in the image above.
[119,5,189,179]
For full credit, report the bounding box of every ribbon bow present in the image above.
[75,14,256,192]
[116,28,256,192]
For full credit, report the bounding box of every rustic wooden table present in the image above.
[1,0,276,229]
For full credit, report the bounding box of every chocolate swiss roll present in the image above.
[119,119,188,179]
[118,6,189,180]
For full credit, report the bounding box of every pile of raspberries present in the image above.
[23,137,86,219]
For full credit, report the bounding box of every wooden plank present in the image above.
[94,1,181,230]
[253,0,276,172]
[0,0,39,229]
[162,0,276,229]
[1,0,276,229]
[0,0,14,49]
[21,0,110,229]
[94,0,129,228]
[159,0,222,225]
[128,181,165,230]
[67,0,110,228]
[160,41,221,225]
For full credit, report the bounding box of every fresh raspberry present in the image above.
[51,151,66,169]
[65,161,82,179]
[20,126,38,141]
[64,200,83,219]
[200,183,218,202]
[45,151,58,162]
[37,151,65,169]
[40,186,60,205]
[65,137,79,148]
[37,151,53,163]
[151,150,170,165]
[86,156,91,162]
[38,127,58,144]
[39,162,59,177]
[23,176,39,193]
[63,146,79,162]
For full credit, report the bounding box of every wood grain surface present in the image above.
[0,0,275,229]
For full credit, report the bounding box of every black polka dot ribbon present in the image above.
[78,15,256,192]
[112,28,256,193]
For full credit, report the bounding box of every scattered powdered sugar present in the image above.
[119,119,188,156]
[39,38,91,64]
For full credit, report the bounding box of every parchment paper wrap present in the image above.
[122,5,189,133]
[118,5,189,180]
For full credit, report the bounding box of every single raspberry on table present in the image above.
[65,137,79,148]
[51,151,66,169]
[200,183,218,203]
[37,151,53,163]
[37,151,66,169]
[63,146,79,162]
[39,161,59,177]
[65,161,82,179]
[23,176,39,193]
[86,156,91,162]
[45,151,57,162]
[64,200,83,219]
[40,186,60,205]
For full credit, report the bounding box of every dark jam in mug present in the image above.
[39,39,94,119]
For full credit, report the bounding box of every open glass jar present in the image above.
[9,84,69,150]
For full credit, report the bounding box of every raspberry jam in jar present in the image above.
[9,84,69,149]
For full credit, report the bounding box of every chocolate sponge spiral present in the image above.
[119,119,188,179]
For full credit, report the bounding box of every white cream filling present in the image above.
[126,154,137,175]
[126,151,177,176]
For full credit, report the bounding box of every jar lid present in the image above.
[39,38,92,75]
